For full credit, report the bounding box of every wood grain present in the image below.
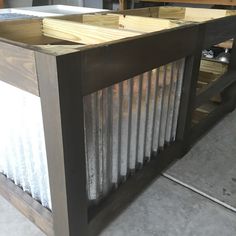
[58,13,182,34]
[120,6,236,22]
[82,14,119,28]
[0,19,41,44]
[118,6,160,16]
[0,41,38,96]
[34,45,84,55]
[42,18,141,44]
[0,18,63,45]
[184,7,233,22]
[0,174,53,236]
[36,51,90,236]
[118,14,180,32]
[158,6,186,19]
[200,59,228,74]
[140,0,236,6]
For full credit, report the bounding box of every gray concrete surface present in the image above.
[1,110,236,236]
[0,195,44,236]
[165,109,236,210]
[100,177,236,236]
[1,176,236,236]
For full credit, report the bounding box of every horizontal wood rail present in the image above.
[190,95,236,144]
[0,174,53,236]
[195,71,236,108]
[79,25,198,96]
[88,141,183,236]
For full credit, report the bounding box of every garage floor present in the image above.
[1,109,236,236]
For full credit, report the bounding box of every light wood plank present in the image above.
[0,18,63,44]
[34,45,85,55]
[117,14,180,32]
[121,6,236,22]
[158,6,186,19]
[216,40,233,49]
[82,14,120,28]
[200,60,228,74]
[184,8,230,22]
[42,18,141,44]
[80,14,182,33]
[140,0,236,6]
[0,19,41,43]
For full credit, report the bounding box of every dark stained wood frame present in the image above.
[0,11,236,236]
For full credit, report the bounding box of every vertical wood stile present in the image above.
[35,52,88,236]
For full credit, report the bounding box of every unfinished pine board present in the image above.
[68,13,183,33]
[140,0,236,6]
[42,16,183,45]
[118,6,160,17]
[158,7,186,19]
[0,19,41,44]
[216,40,233,49]
[0,18,64,45]
[118,6,185,18]
[121,6,236,23]
[159,7,236,21]
[42,18,142,45]
[198,71,219,83]
[34,45,85,55]
[200,60,228,75]
[117,14,181,32]
[184,8,234,22]
[118,6,184,18]
[82,14,119,28]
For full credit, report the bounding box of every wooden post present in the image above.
[119,0,126,10]
[0,0,3,8]
[35,52,88,236]
[176,24,205,152]
[221,38,236,108]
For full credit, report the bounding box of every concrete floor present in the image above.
[165,108,236,210]
[1,110,236,236]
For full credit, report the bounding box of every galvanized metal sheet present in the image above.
[84,58,186,202]
[0,80,51,209]
[0,58,185,206]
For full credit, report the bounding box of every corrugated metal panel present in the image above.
[0,58,185,207]
[0,80,51,209]
[84,58,186,202]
